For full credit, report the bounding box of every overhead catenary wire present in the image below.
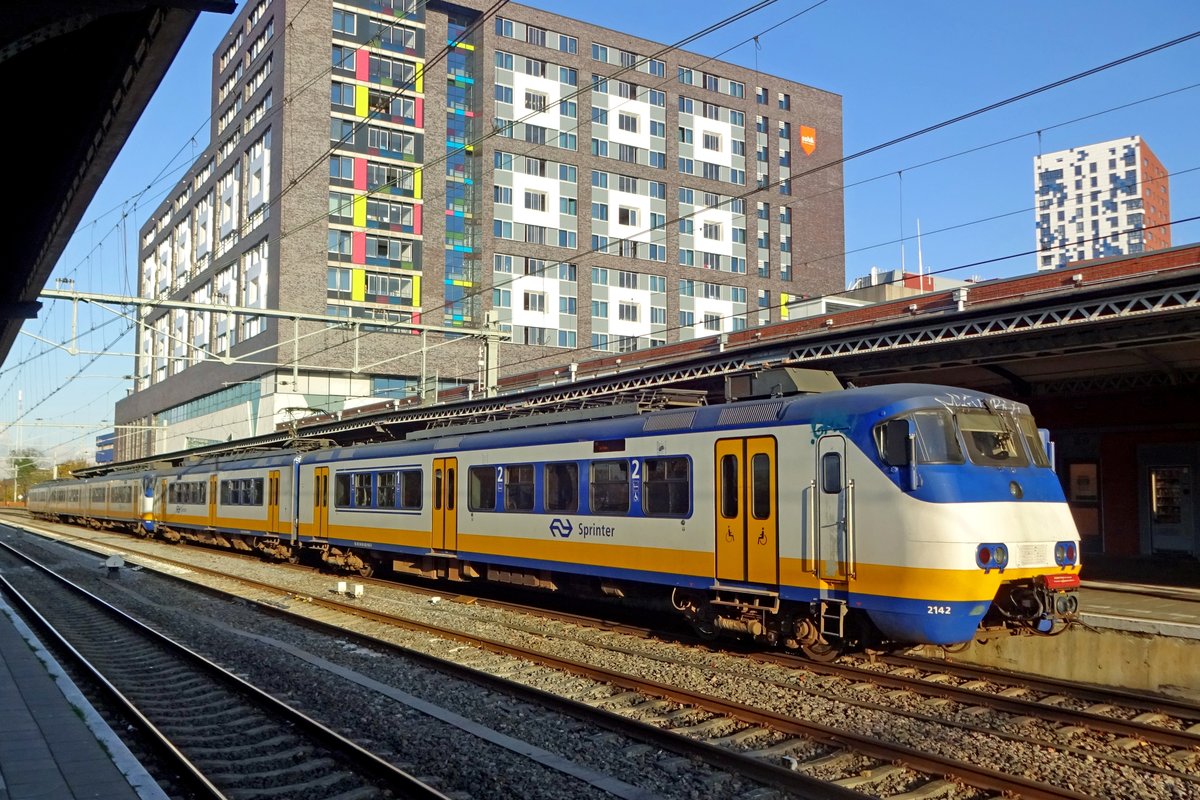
[10,15,1200,444]
[298,28,1200,373]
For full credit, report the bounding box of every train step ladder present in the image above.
[818,599,847,640]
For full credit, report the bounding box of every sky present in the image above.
[2,0,1198,463]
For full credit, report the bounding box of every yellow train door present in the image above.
[313,466,329,539]
[267,470,280,534]
[208,475,218,527]
[432,457,458,550]
[715,437,778,585]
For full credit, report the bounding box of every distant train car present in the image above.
[30,475,152,533]
[29,382,1081,656]
[153,454,297,560]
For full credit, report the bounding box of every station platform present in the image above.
[1079,580,1200,640]
[0,597,165,800]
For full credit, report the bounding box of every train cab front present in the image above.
[869,390,1084,645]
[980,540,1082,636]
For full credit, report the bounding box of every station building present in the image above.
[114,0,845,458]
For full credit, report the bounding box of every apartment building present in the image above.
[115,0,844,458]
[1034,135,1170,270]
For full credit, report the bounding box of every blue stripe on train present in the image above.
[312,534,990,644]
[171,524,990,645]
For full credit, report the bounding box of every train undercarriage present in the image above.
[33,514,1081,656]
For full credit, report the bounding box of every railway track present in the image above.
[0,541,448,800]
[9,521,1181,798]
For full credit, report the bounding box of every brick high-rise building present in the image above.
[116,0,845,458]
[1034,135,1170,271]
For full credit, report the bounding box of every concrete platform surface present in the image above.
[0,597,166,800]
[1080,580,1200,640]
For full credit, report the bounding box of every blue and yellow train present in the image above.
[28,382,1081,657]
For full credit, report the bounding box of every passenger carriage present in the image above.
[28,381,1082,654]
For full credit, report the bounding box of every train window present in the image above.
[545,463,578,512]
[1015,415,1051,468]
[720,455,739,518]
[913,410,963,464]
[821,452,842,494]
[644,457,689,516]
[958,411,1029,468]
[469,466,496,510]
[220,477,264,506]
[505,464,535,511]
[91,487,107,503]
[352,473,372,507]
[447,467,456,511]
[875,410,963,466]
[591,460,630,515]
[334,473,351,507]
[400,470,422,509]
[434,469,443,511]
[378,472,398,507]
[751,454,771,519]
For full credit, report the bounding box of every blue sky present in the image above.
[4,0,1198,459]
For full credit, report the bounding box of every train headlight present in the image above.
[976,543,1008,572]
[1054,540,1078,566]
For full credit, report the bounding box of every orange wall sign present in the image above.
[800,125,816,156]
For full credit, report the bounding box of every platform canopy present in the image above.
[0,0,233,364]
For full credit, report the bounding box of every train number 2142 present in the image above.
[926,605,952,615]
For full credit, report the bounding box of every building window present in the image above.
[618,113,638,133]
[524,91,547,112]
[524,292,546,312]
[524,191,547,211]
[618,302,639,322]
[332,9,356,34]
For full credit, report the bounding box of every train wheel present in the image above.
[800,640,842,662]
[357,564,374,578]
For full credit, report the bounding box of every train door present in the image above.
[432,458,458,550]
[815,435,854,582]
[714,437,779,585]
[267,470,280,534]
[159,479,168,524]
[207,475,218,528]
[313,466,329,539]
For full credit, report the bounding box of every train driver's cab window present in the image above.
[545,463,578,512]
[644,457,690,516]
[469,466,497,511]
[505,464,535,511]
[874,409,963,466]
[958,410,1029,468]
[1015,414,1051,468]
[591,459,630,514]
